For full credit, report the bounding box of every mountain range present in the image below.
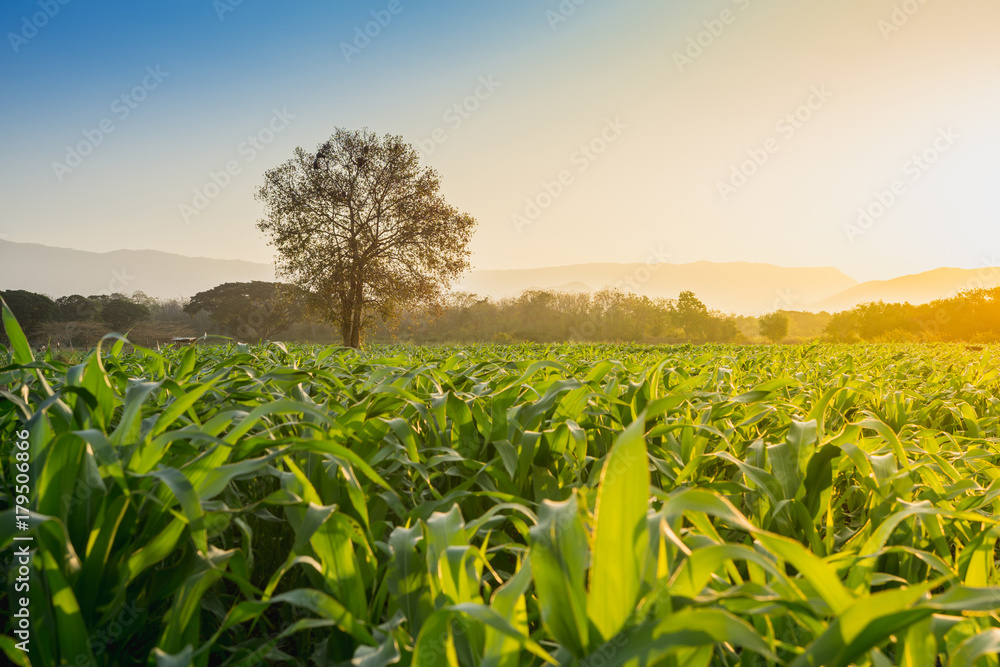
[455,262,856,314]
[0,242,275,301]
[2,241,997,315]
[810,267,1000,312]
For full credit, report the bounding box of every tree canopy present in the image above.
[758,311,790,343]
[256,127,477,347]
[670,291,737,343]
[54,295,100,322]
[183,281,306,341]
[101,298,151,332]
[0,290,56,339]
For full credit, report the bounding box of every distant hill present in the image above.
[0,242,275,300]
[7,242,994,317]
[457,261,858,315]
[812,267,1000,312]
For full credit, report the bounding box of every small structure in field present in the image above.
[169,337,199,346]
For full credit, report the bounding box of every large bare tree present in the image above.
[256,128,477,347]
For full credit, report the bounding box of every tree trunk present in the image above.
[350,296,362,349]
[347,280,363,348]
[340,301,352,347]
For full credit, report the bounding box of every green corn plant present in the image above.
[4,296,1000,666]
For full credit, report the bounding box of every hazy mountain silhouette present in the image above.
[5,242,995,316]
[457,261,858,314]
[0,242,275,300]
[812,267,1000,312]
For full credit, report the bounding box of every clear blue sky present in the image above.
[1,0,999,283]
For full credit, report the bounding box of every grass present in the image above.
[4,299,1000,666]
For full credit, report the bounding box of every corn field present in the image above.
[5,300,1000,666]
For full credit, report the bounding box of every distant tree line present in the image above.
[6,282,1000,349]
[380,289,741,344]
[0,282,313,349]
[822,287,1000,343]
[1,284,745,347]
[0,289,204,349]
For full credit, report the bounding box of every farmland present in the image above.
[4,305,1000,666]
